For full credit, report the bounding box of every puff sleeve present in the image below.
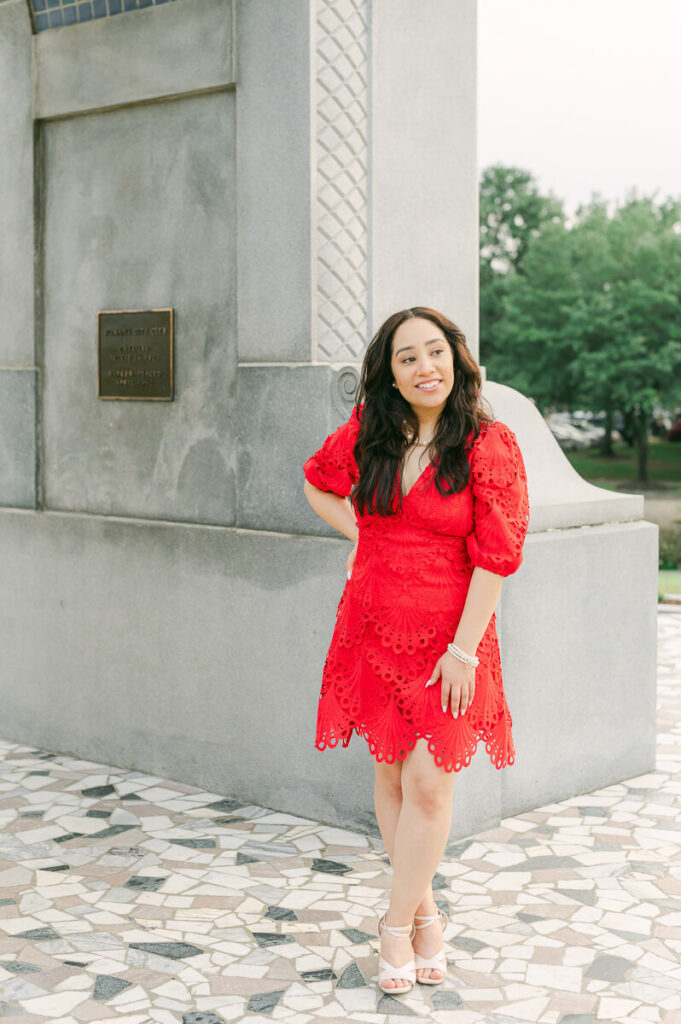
[466,420,530,577]
[303,404,362,498]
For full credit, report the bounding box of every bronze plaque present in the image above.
[98,308,173,400]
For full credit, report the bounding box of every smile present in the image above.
[415,380,441,391]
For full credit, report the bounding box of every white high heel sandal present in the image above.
[377,914,416,995]
[413,906,449,984]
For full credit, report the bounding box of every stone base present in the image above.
[0,508,657,840]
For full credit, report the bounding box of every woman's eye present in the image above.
[402,349,443,362]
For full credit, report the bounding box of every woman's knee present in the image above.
[374,757,403,799]
[402,743,454,815]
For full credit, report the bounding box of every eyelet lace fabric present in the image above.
[303,404,530,773]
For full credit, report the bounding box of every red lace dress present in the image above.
[303,404,530,773]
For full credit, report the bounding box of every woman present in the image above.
[302,307,530,996]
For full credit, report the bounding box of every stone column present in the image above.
[0,1,37,508]
[236,0,481,533]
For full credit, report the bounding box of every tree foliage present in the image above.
[480,166,681,480]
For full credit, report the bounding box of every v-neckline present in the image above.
[400,457,434,499]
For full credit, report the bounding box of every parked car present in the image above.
[544,412,605,451]
[669,416,681,442]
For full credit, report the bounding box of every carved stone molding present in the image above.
[313,0,370,363]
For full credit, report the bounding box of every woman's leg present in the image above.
[373,757,411,989]
[387,738,455,981]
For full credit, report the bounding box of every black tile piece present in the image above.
[64,960,89,967]
[435,898,450,915]
[86,810,111,818]
[54,832,85,843]
[93,975,132,1000]
[16,927,61,941]
[182,1014,226,1024]
[251,932,296,948]
[214,816,248,824]
[0,961,42,974]
[246,991,285,1015]
[449,935,487,953]
[0,899,16,907]
[21,811,44,818]
[168,838,216,849]
[89,825,137,839]
[28,770,50,776]
[128,941,203,959]
[300,968,336,981]
[501,855,581,871]
[584,954,634,982]
[340,927,374,944]
[81,784,116,798]
[337,962,365,987]
[236,852,259,865]
[265,906,298,921]
[628,860,666,876]
[431,871,447,890]
[444,839,473,857]
[0,1001,23,1015]
[311,858,351,875]
[432,989,464,1009]
[377,993,416,1014]
[120,793,142,800]
[42,865,69,872]
[513,836,541,847]
[556,888,595,906]
[205,798,245,813]
[124,875,167,892]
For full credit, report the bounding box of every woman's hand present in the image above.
[345,541,358,579]
[426,651,475,718]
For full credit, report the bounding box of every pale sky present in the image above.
[478,0,681,221]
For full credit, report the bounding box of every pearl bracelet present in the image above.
[447,641,479,668]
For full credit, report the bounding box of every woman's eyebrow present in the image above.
[394,338,445,357]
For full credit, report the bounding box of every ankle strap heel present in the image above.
[412,907,448,986]
[413,906,448,931]
[378,913,416,941]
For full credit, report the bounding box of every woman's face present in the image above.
[390,317,455,417]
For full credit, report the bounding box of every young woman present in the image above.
[302,307,530,996]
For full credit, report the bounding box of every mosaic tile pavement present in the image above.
[1,608,680,1023]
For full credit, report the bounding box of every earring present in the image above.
[392,381,397,388]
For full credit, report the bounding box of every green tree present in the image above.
[479,166,564,364]
[481,175,681,483]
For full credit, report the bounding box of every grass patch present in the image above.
[659,571,681,596]
[566,437,681,491]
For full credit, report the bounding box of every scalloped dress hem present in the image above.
[315,713,516,774]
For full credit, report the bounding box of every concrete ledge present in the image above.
[35,0,234,120]
[0,508,658,838]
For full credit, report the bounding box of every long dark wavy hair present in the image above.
[351,307,494,516]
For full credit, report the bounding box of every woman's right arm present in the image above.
[303,480,359,544]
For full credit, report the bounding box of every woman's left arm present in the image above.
[452,566,503,656]
[427,567,503,716]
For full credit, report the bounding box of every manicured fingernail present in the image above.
[461,707,467,715]
[441,705,446,713]
[451,710,458,718]
[347,571,351,579]
[425,679,432,687]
